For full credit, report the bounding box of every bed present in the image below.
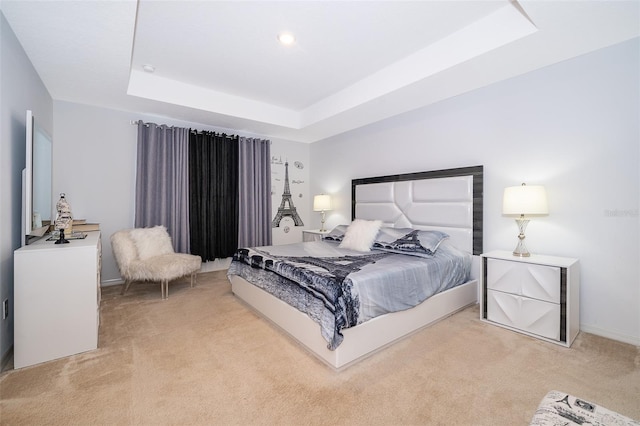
[228,165,483,370]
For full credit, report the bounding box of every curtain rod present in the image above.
[130,120,269,143]
[130,120,237,137]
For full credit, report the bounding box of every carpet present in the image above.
[1,270,638,425]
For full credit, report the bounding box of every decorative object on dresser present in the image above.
[111,226,202,300]
[54,193,73,244]
[480,250,579,347]
[71,219,100,232]
[502,183,548,257]
[313,194,332,232]
[13,231,102,368]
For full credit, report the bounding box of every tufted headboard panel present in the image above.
[352,166,483,255]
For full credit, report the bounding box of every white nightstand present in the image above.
[302,229,330,242]
[480,250,580,347]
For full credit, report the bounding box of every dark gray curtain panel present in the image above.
[238,137,272,248]
[189,131,239,261]
[135,122,191,253]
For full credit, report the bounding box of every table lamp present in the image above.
[502,183,548,257]
[313,194,331,232]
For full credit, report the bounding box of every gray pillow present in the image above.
[323,224,349,241]
[373,228,449,255]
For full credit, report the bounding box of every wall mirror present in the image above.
[23,110,52,245]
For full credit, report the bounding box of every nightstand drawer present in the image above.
[487,290,560,340]
[487,258,560,304]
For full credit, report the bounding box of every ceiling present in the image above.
[2,0,639,143]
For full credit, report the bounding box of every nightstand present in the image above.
[480,250,580,347]
[302,229,330,242]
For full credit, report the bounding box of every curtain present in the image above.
[189,131,239,261]
[134,122,191,253]
[238,137,272,248]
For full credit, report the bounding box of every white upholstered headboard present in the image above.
[352,166,483,255]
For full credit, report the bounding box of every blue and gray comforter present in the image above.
[227,232,471,350]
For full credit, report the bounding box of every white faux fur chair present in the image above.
[111,226,202,300]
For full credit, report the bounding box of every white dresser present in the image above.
[14,231,102,368]
[480,250,579,347]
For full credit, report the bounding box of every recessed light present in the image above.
[142,64,155,73]
[277,32,295,46]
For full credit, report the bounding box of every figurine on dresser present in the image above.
[54,193,73,244]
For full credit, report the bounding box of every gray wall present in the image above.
[0,12,53,363]
[309,38,640,346]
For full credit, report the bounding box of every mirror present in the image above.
[33,123,52,227]
[23,110,52,245]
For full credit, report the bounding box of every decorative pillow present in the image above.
[417,230,449,253]
[373,228,449,255]
[339,219,382,252]
[323,225,349,242]
[372,227,415,245]
[130,226,175,260]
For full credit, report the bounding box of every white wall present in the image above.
[53,101,309,283]
[0,11,53,363]
[309,38,640,346]
[52,102,137,285]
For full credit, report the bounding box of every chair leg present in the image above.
[161,279,169,300]
[121,279,133,295]
[190,272,197,288]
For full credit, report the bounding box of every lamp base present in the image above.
[319,211,327,232]
[512,217,530,257]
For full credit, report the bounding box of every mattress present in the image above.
[227,237,471,350]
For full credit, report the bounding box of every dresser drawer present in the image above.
[487,289,560,340]
[486,258,560,303]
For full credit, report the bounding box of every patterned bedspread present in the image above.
[227,239,471,350]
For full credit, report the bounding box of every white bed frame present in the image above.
[231,166,484,370]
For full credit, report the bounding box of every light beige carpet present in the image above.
[1,270,638,425]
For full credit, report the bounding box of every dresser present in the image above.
[480,250,579,347]
[14,231,102,368]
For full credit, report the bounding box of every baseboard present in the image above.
[580,324,640,347]
[1,345,13,373]
[100,279,123,287]
[200,258,232,272]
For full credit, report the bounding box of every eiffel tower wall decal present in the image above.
[272,160,304,229]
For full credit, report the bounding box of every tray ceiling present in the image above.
[2,0,639,142]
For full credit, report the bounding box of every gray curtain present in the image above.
[238,137,272,248]
[135,122,191,253]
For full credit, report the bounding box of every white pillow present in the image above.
[339,219,382,252]
[130,226,175,260]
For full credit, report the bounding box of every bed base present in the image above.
[230,275,478,370]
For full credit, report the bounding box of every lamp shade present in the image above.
[313,194,331,211]
[502,184,548,215]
